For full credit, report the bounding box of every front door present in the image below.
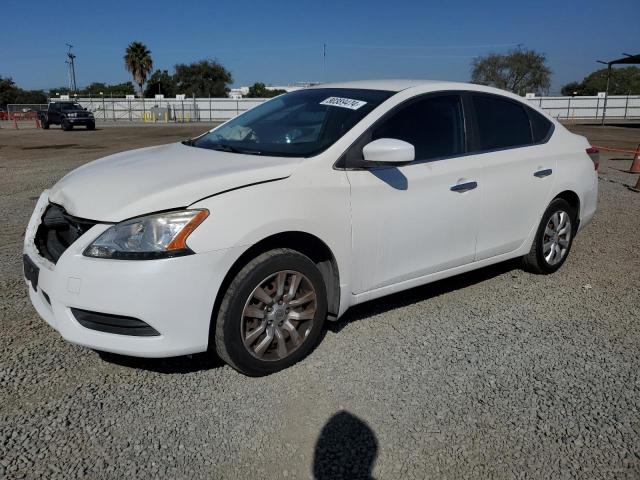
[347,94,481,294]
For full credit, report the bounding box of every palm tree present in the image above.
[124,42,153,97]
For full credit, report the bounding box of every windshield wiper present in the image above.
[212,143,262,155]
[181,139,194,146]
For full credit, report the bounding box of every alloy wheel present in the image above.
[241,270,317,361]
[543,210,572,266]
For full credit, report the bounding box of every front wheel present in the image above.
[214,248,327,376]
[86,122,95,130]
[41,117,49,129]
[61,119,72,131]
[522,198,577,274]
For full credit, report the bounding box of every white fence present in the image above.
[527,95,640,120]
[75,97,267,122]
[74,94,640,122]
[7,94,640,123]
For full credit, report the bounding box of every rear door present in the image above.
[467,93,556,260]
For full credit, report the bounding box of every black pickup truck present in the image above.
[38,101,95,131]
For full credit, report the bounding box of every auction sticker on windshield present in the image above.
[319,97,367,110]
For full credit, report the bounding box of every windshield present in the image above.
[189,88,393,157]
[60,103,83,111]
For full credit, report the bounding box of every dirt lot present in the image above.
[1,123,639,479]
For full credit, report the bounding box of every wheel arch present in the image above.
[553,190,581,224]
[208,231,341,346]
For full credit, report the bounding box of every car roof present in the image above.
[311,79,465,92]
[309,79,546,115]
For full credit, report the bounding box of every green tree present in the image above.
[13,89,47,104]
[246,82,287,98]
[471,49,552,95]
[0,76,19,107]
[561,67,640,96]
[560,81,587,96]
[124,41,153,97]
[144,70,178,97]
[82,81,136,96]
[174,59,232,97]
[0,76,46,107]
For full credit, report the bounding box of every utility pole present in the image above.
[323,43,327,82]
[66,44,77,93]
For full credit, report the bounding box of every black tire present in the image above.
[86,122,95,130]
[61,119,72,131]
[41,118,49,129]
[522,198,577,274]
[214,248,327,376]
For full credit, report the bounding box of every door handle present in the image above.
[450,181,478,193]
[534,168,553,178]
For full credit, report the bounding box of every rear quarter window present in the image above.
[528,107,554,143]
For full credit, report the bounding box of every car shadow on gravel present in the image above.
[96,350,225,374]
[328,259,520,333]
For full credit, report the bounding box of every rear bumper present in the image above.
[578,171,598,232]
[24,192,244,358]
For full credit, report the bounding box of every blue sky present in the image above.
[1,0,638,93]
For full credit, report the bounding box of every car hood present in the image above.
[48,142,302,222]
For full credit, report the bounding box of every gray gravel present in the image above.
[1,126,639,479]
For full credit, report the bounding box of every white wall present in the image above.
[69,94,640,122]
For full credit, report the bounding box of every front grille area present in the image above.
[71,308,160,336]
[34,203,98,263]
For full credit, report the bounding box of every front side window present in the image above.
[472,95,532,151]
[189,88,393,157]
[372,95,464,161]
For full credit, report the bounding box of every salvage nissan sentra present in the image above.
[23,80,598,376]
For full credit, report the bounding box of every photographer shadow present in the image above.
[313,411,378,480]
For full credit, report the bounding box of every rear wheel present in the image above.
[522,198,576,274]
[214,248,327,376]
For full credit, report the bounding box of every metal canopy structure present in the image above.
[597,53,640,125]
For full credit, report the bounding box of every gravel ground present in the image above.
[1,124,639,479]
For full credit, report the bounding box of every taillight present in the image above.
[586,147,599,171]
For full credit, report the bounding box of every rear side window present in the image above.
[372,95,464,161]
[528,108,553,143]
[472,95,532,151]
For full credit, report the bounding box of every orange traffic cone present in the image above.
[13,116,18,129]
[629,144,640,173]
[35,117,41,129]
[630,175,640,193]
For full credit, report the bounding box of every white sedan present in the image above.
[23,80,598,376]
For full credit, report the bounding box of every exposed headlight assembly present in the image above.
[83,209,208,260]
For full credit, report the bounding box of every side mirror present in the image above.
[362,138,415,164]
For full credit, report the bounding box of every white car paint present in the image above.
[49,142,302,222]
[24,80,598,357]
[362,138,415,163]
